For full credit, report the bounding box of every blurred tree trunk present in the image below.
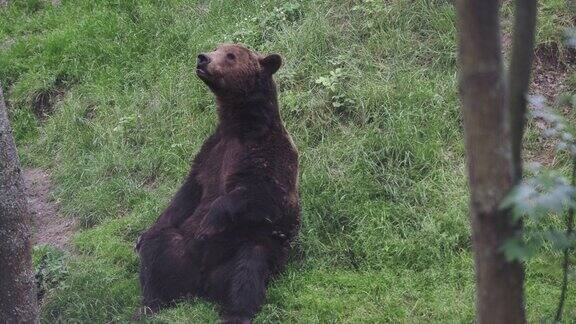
[0,84,39,322]
[508,0,537,179]
[456,0,536,323]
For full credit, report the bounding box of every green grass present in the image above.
[1,0,575,322]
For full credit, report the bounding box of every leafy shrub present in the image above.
[232,2,303,46]
[33,245,68,300]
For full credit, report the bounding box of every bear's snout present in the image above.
[197,54,210,69]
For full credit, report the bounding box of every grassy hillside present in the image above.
[1,0,575,322]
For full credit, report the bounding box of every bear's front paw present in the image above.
[134,233,144,252]
[195,213,226,241]
[132,305,157,320]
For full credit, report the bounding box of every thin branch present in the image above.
[555,158,576,321]
[508,0,538,182]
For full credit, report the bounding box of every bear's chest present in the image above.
[197,138,244,197]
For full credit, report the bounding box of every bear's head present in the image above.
[196,44,282,99]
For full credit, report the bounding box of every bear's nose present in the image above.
[197,54,210,66]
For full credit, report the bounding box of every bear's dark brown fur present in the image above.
[135,44,300,323]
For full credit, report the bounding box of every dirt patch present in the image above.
[526,42,573,167]
[530,43,570,102]
[23,168,75,249]
[501,37,569,104]
[31,74,74,120]
[502,38,570,102]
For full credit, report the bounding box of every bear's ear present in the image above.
[260,54,282,74]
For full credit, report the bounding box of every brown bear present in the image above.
[134,44,300,324]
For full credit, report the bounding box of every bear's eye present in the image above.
[226,53,236,60]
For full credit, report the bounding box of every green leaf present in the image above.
[502,237,538,262]
[544,231,576,250]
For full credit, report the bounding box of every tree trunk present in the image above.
[0,84,39,323]
[455,1,526,323]
[508,0,537,181]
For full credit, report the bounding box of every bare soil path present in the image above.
[23,168,75,249]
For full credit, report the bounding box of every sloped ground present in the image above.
[1,0,575,322]
[24,168,75,249]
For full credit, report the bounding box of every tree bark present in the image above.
[455,1,526,323]
[508,0,537,182]
[0,84,39,323]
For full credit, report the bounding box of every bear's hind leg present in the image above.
[206,244,270,324]
[137,228,201,317]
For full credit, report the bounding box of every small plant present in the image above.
[260,2,302,31]
[501,0,576,287]
[315,67,355,111]
[33,245,68,300]
[315,68,343,93]
[231,2,303,45]
[351,0,385,31]
[351,0,384,16]
[231,20,261,45]
[112,114,137,133]
[501,95,576,321]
